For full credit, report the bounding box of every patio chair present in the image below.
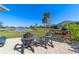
[35,32,54,49]
[14,32,34,54]
[0,37,6,47]
[44,32,54,48]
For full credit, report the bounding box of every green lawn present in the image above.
[0,28,50,38]
[30,28,50,38]
[0,32,24,38]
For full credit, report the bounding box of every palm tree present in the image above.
[42,12,51,30]
[42,17,47,28]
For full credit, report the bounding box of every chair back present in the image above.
[23,32,33,38]
[21,32,34,46]
[45,32,52,37]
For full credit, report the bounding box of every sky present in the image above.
[0,4,79,27]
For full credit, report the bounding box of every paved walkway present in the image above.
[0,38,78,54]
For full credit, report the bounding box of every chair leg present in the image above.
[44,43,47,49]
[14,44,20,50]
[30,46,34,53]
[21,44,24,54]
[50,42,54,48]
[50,40,54,48]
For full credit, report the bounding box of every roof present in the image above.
[0,5,10,11]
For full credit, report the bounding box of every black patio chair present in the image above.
[14,32,34,54]
[35,32,54,49]
[44,32,54,49]
[0,37,6,47]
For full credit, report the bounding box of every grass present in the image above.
[0,32,24,38]
[30,28,50,38]
[0,28,50,39]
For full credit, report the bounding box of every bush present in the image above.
[51,25,58,29]
[63,24,79,41]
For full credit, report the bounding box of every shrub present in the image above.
[63,24,79,41]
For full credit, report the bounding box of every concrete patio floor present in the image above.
[0,38,78,54]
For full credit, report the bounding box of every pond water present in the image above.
[14,28,27,32]
[0,28,29,32]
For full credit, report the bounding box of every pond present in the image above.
[13,28,27,32]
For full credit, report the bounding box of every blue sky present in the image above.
[0,4,79,27]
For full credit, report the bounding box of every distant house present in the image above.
[0,5,10,11]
